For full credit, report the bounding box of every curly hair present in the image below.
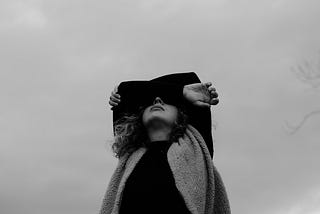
[111,105,189,158]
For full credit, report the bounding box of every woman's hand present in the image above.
[183,82,219,108]
[108,85,121,108]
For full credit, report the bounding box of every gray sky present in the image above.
[1,0,320,213]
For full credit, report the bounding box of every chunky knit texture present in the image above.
[99,125,231,214]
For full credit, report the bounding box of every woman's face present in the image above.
[142,97,178,128]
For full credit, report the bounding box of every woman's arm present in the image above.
[182,82,218,159]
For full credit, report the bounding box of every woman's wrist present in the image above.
[182,85,188,99]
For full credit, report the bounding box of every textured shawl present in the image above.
[99,125,231,214]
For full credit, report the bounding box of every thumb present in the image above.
[204,82,212,88]
[113,84,119,93]
[194,101,211,108]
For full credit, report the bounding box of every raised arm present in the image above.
[182,83,218,159]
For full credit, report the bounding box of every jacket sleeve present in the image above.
[158,82,214,159]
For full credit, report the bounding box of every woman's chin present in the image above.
[144,116,171,129]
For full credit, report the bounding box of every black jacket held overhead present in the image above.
[112,72,214,159]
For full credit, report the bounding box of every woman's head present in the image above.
[112,97,188,158]
[142,97,178,130]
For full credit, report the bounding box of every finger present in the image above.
[208,86,216,92]
[210,89,217,94]
[110,95,121,103]
[111,90,121,98]
[113,85,119,93]
[111,91,115,98]
[204,82,212,88]
[210,91,218,98]
[109,100,118,106]
[109,100,118,107]
[210,98,219,105]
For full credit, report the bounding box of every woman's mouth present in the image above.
[151,105,164,111]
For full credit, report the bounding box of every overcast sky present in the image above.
[1,0,320,213]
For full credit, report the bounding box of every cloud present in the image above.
[271,189,320,214]
[0,1,47,29]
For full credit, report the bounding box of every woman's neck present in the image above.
[148,128,171,142]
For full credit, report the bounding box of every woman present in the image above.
[100,72,230,214]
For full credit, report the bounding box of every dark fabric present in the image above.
[112,72,200,125]
[184,101,214,159]
[119,140,191,214]
[112,81,186,122]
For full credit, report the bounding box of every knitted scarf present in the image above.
[99,125,231,214]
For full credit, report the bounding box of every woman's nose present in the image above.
[153,97,164,105]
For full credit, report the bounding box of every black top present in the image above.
[119,140,191,214]
[183,96,214,158]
